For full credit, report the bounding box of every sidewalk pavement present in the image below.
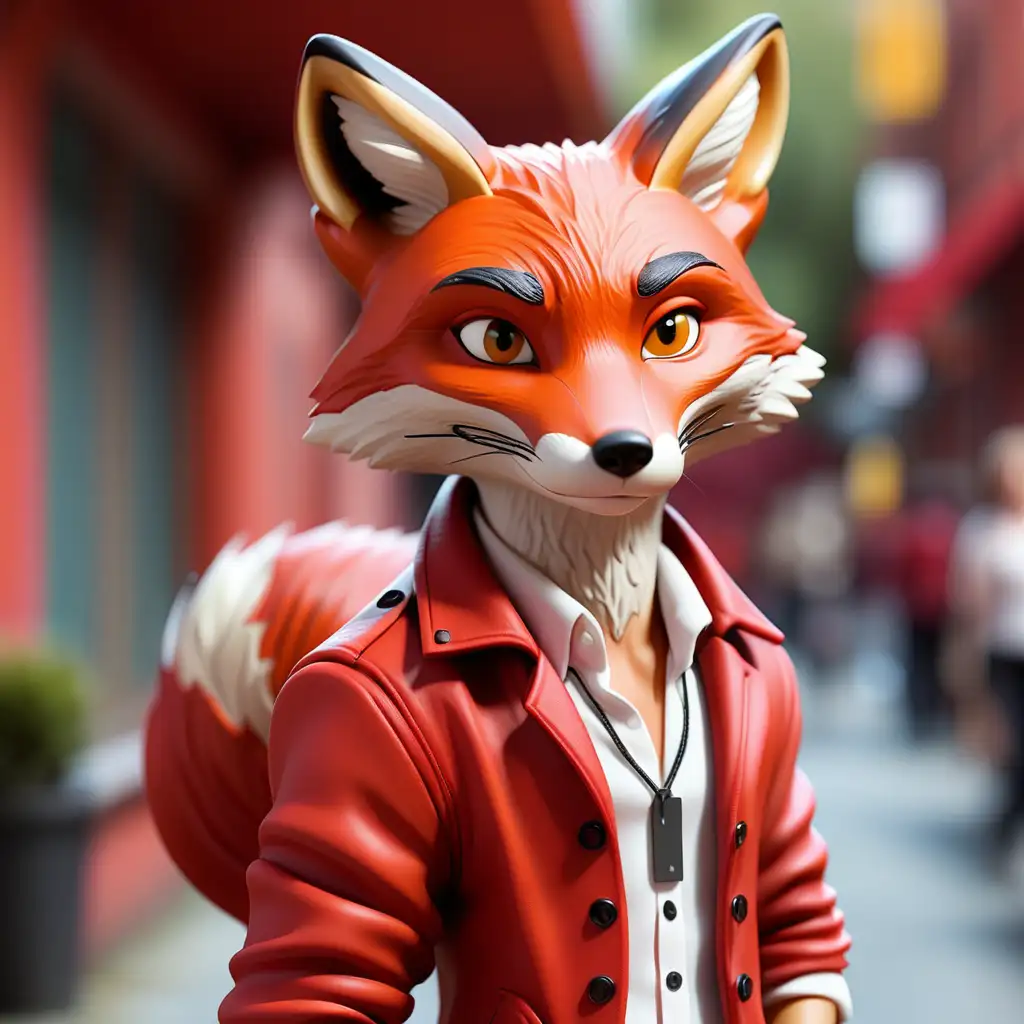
[7,672,1022,1022]
[0,889,440,1024]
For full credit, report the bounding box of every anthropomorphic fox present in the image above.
[146,15,850,1024]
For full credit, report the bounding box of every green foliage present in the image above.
[621,1,865,365]
[0,647,88,789]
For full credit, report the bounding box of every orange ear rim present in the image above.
[294,40,495,234]
[649,27,789,202]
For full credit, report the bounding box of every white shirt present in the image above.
[951,507,1024,658]
[473,509,853,1023]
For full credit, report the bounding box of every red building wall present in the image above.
[0,3,51,636]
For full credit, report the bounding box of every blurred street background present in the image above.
[11,672,1024,1024]
[3,0,1024,1020]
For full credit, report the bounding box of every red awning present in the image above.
[71,0,610,159]
[854,179,1024,341]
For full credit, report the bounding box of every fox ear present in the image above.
[294,36,495,255]
[605,14,789,248]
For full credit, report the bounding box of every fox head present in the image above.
[295,15,824,517]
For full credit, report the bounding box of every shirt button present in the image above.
[736,973,754,1002]
[734,821,747,848]
[666,972,683,992]
[731,895,748,923]
[663,900,677,921]
[587,976,616,1005]
[580,631,595,646]
[588,899,618,929]
[578,821,606,850]
[376,589,404,609]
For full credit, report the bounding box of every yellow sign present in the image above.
[856,0,947,123]
[845,435,904,518]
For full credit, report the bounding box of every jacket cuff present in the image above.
[763,973,853,1021]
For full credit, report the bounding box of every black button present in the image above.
[578,821,606,850]
[736,974,753,1002]
[434,629,451,644]
[734,821,747,848]
[588,899,617,929]
[663,900,677,921]
[731,895,748,923]
[666,972,682,992]
[376,589,405,609]
[587,976,616,1005]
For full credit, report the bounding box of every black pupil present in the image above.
[655,315,679,346]
[488,320,517,352]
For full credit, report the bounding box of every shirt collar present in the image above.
[473,507,712,685]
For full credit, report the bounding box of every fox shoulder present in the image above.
[160,522,418,741]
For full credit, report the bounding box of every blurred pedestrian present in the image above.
[945,426,1024,866]
[894,493,960,740]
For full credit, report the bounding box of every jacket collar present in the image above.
[662,504,784,645]
[414,477,783,658]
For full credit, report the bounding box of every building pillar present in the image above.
[0,2,54,635]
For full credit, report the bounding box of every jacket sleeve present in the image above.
[757,647,852,1014]
[219,659,453,1023]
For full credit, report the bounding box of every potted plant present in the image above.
[0,646,92,1013]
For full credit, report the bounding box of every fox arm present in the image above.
[221,660,451,1022]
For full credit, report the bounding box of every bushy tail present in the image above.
[144,522,419,922]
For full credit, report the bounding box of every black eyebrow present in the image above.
[432,267,545,306]
[636,251,722,297]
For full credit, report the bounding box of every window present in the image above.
[45,90,188,709]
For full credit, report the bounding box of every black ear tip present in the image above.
[748,12,783,34]
[301,34,368,71]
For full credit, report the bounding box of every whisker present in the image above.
[683,405,722,434]
[452,425,536,457]
[448,450,511,465]
[680,422,736,452]
[676,471,708,498]
[404,424,535,462]
[678,405,725,445]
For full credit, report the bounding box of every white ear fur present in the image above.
[680,74,760,211]
[332,96,450,235]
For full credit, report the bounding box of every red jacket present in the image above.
[220,478,850,1024]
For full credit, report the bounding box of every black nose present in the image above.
[592,430,654,479]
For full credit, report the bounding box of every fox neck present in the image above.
[474,480,665,641]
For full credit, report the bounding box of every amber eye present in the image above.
[454,318,535,366]
[642,310,701,360]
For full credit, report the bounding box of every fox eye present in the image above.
[642,310,701,360]
[454,318,535,366]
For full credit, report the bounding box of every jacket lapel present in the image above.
[415,477,615,822]
[697,636,751,868]
[523,658,617,826]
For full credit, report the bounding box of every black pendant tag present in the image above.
[651,791,684,883]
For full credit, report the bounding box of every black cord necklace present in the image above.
[569,668,689,883]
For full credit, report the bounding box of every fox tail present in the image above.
[143,523,418,922]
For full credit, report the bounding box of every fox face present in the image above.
[296,15,824,516]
